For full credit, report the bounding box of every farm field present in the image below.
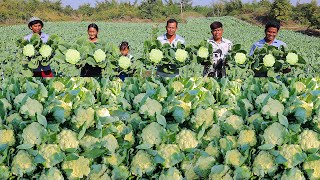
[0,17,319,77]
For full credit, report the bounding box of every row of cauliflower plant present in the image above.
[0,77,319,179]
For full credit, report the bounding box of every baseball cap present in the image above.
[28,17,44,28]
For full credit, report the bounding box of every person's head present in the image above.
[119,41,130,56]
[210,21,224,41]
[166,19,178,36]
[264,21,280,42]
[28,17,44,34]
[88,23,99,40]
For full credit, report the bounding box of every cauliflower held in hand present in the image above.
[131,150,155,176]
[149,49,163,64]
[263,122,287,146]
[39,144,62,168]
[0,129,16,146]
[139,98,162,117]
[279,144,303,168]
[253,151,277,177]
[39,44,53,58]
[94,49,106,63]
[11,150,35,176]
[198,47,209,59]
[23,44,35,57]
[62,156,90,179]
[39,167,64,180]
[118,56,132,69]
[263,54,276,67]
[299,130,320,152]
[234,52,246,65]
[175,49,189,62]
[57,129,79,151]
[65,49,81,64]
[141,122,165,146]
[176,129,198,150]
[303,160,320,179]
[22,122,46,145]
[286,52,299,65]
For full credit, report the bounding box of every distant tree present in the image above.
[78,4,94,17]
[224,0,242,15]
[210,0,225,17]
[270,0,292,22]
[139,0,167,19]
[64,5,74,16]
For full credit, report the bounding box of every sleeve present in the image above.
[249,44,256,56]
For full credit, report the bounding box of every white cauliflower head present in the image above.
[286,52,299,65]
[101,134,119,153]
[198,47,209,59]
[262,98,284,118]
[131,150,155,176]
[141,122,165,146]
[175,49,188,62]
[253,151,277,177]
[62,156,90,179]
[225,149,243,166]
[71,107,95,129]
[80,135,99,150]
[23,44,35,57]
[281,168,305,180]
[94,49,106,63]
[11,150,35,176]
[119,56,132,69]
[237,129,257,146]
[20,97,43,117]
[139,98,162,117]
[57,129,79,151]
[234,52,246,65]
[159,167,183,180]
[0,129,16,146]
[263,54,275,67]
[192,107,214,129]
[299,130,320,152]
[279,144,303,168]
[65,49,81,64]
[176,129,198,150]
[39,144,62,168]
[39,44,53,58]
[225,115,244,131]
[205,142,220,158]
[0,166,10,179]
[149,49,163,64]
[39,167,64,180]
[303,160,320,179]
[158,144,181,168]
[263,122,287,146]
[203,124,221,141]
[22,122,46,145]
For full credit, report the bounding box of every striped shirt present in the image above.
[157,34,185,47]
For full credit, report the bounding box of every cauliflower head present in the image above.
[175,49,188,62]
[205,142,220,158]
[20,97,43,117]
[39,167,64,180]
[80,135,99,150]
[194,156,216,177]
[238,129,257,146]
[101,134,119,153]
[262,98,284,117]
[225,149,243,166]
[198,47,209,59]
[286,52,299,65]
[263,54,275,67]
[0,166,10,179]
[23,44,35,57]
[62,156,90,179]
[234,53,246,65]
[94,49,106,63]
[294,82,306,94]
[220,136,237,151]
[176,129,198,150]
[299,130,320,152]
[192,107,214,129]
[39,44,53,58]
[303,160,320,180]
[52,81,65,92]
[171,81,184,93]
[253,151,277,177]
[263,122,287,146]
[279,144,303,168]
[0,98,12,111]
[0,129,15,146]
[65,49,81,64]
[131,150,155,176]
[159,167,183,180]
[71,107,95,129]
[281,168,305,180]
[158,144,181,168]
[88,164,111,180]
[39,144,62,168]
[11,150,35,176]
[203,124,221,141]
[139,98,162,117]
[209,165,233,180]
[96,107,110,117]
[119,56,132,69]
[149,49,163,64]
[22,122,46,145]
[225,115,244,131]
[141,122,165,146]
[57,129,79,151]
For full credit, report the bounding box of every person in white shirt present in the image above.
[157,19,185,47]
[204,21,232,78]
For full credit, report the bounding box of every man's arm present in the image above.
[249,44,256,56]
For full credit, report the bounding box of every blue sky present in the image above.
[59,0,318,9]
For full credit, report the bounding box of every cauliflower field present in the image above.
[0,77,320,179]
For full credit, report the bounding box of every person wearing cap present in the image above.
[203,21,232,78]
[24,17,53,77]
[156,19,185,77]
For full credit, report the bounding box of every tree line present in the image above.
[0,0,319,29]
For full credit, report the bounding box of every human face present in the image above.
[166,22,177,36]
[265,27,278,43]
[120,48,129,56]
[211,27,223,42]
[88,27,98,40]
[30,23,42,34]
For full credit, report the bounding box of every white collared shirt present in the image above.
[157,34,185,47]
